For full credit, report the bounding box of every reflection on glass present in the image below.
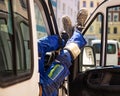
[83,47,95,65]
[0,0,14,77]
[93,43,116,54]
[85,14,102,66]
[107,6,120,66]
[34,3,47,39]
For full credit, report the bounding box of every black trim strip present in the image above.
[48,0,59,35]
[39,0,54,35]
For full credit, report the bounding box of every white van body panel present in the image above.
[91,40,118,66]
[0,1,39,96]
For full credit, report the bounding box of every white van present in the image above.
[91,40,119,66]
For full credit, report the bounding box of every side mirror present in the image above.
[79,46,96,71]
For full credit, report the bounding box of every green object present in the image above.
[48,64,64,80]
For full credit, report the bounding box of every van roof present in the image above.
[91,40,118,44]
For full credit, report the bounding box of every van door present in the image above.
[69,0,120,96]
[34,0,59,69]
[34,1,66,96]
[82,0,120,67]
[0,0,58,96]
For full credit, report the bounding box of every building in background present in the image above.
[79,0,103,45]
[56,0,79,32]
[79,0,102,17]
[51,0,120,42]
[79,0,120,44]
[107,7,120,41]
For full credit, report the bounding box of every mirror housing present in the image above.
[79,46,96,71]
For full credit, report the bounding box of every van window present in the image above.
[93,44,116,54]
[0,0,32,87]
[107,44,116,54]
[79,14,103,71]
[107,6,120,66]
[34,2,48,39]
[34,0,54,69]
[93,44,101,53]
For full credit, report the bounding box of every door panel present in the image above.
[69,1,120,96]
[85,67,120,91]
[70,67,120,96]
[34,0,56,67]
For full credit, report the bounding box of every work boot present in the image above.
[76,8,88,31]
[62,15,73,38]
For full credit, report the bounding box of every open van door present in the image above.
[34,0,67,96]
[0,0,60,96]
[69,0,120,96]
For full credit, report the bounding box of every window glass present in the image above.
[79,14,103,71]
[114,27,117,34]
[107,44,116,54]
[90,1,94,7]
[93,44,116,54]
[19,0,27,9]
[0,18,13,76]
[0,0,14,78]
[13,0,31,72]
[20,22,31,70]
[108,13,111,22]
[93,44,101,53]
[34,3,48,39]
[50,0,57,18]
[83,1,86,7]
[113,13,119,22]
[107,6,120,66]
[0,0,32,85]
[85,14,102,46]
[0,19,8,32]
